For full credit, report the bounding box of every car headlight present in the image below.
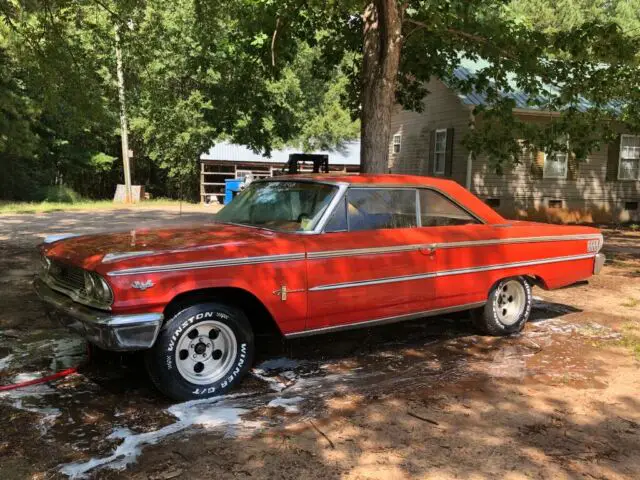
[83,271,113,306]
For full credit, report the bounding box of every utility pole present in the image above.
[115,24,132,203]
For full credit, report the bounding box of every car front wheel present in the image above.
[145,302,254,401]
[471,276,532,336]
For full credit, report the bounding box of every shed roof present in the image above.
[200,141,361,165]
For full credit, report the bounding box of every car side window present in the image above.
[324,197,348,232]
[347,188,417,231]
[419,189,479,227]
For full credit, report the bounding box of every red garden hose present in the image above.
[0,344,90,392]
[0,367,79,392]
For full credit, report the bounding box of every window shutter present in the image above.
[445,127,454,177]
[606,135,621,181]
[428,130,436,174]
[530,150,544,178]
[567,152,579,180]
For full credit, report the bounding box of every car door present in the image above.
[415,188,493,309]
[304,186,440,331]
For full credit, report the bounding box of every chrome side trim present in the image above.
[107,252,306,276]
[433,233,603,250]
[307,234,603,259]
[284,301,486,339]
[43,233,81,244]
[309,253,596,292]
[107,234,602,276]
[309,244,424,259]
[103,251,156,263]
[102,313,165,327]
[311,271,435,291]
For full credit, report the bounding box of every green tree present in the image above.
[0,0,120,200]
[239,0,640,172]
[3,0,639,196]
[127,0,358,179]
[266,42,360,152]
[507,0,640,35]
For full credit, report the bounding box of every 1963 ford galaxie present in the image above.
[35,174,605,400]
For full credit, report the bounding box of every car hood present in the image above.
[42,223,302,272]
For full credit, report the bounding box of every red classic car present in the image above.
[35,174,605,400]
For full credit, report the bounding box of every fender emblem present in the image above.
[131,280,154,291]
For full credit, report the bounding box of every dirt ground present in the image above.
[0,208,638,480]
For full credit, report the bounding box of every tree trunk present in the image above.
[360,0,403,173]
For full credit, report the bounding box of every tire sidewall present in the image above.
[148,303,254,401]
[486,276,532,334]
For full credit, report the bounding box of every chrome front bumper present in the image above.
[594,253,606,275]
[34,278,163,351]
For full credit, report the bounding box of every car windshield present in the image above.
[216,181,338,232]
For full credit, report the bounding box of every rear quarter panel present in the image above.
[429,222,602,301]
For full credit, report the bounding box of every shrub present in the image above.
[39,185,83,203]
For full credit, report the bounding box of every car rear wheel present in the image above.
[471,276,532,336]
[145,302,254,401]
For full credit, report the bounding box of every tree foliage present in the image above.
[1,0,639,198]
[0,0,359,200]
[269,0,640,172]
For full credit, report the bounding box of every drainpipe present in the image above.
[466,110,476,191]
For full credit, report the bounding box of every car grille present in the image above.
[48,259,86,294]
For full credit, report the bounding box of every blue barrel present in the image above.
[224,179,244,205]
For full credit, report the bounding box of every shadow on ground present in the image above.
[0,210,638,479]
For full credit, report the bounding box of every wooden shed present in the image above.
[199,142,361,203]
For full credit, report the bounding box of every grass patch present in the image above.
[621,298,640,308]
[0,198,188,215]
[619,321,640,360]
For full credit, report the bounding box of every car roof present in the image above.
[262,173,506,224]
[270,173,457,188]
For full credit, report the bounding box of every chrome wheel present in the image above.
[175,320,237,385]
[493,279,526,326]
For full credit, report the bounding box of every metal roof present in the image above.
[200,141,361,165]
[449,58,597,112]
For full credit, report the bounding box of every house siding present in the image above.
[472,115,640,223]
[389,82,640,223]
[388,79,470,187]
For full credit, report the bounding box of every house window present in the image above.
[434,129,447,174]
[485,198,501,208]
[392,134,401,154]
[547,199,563,209]
[543,141,569,179]
[624,201,639,211]
[619,134,640,180]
